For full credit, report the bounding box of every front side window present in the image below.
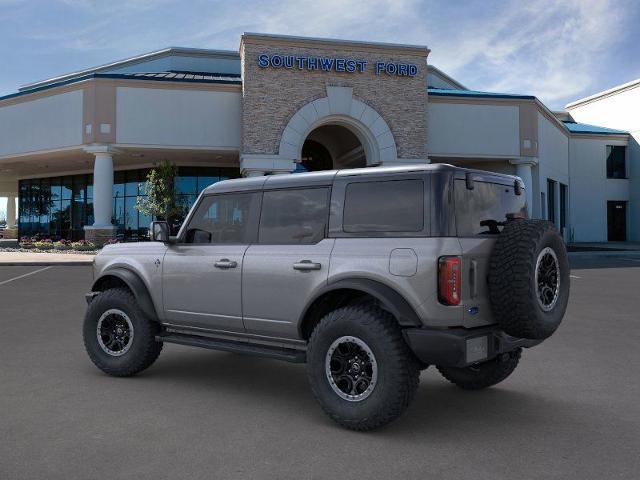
[259,188,330,244]
[606,145,626,179]
[343,179,424,233]
[184,193,257,244]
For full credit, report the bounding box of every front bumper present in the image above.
[403,325,542,368]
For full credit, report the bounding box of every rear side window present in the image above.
[259,188,330,244]
[343,179,424,233]
[455,180,527,236]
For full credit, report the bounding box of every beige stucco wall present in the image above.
[116,86,242,148]
[427,101,520,157]
[240,36,429,160]
[569,136,629,242]
[0,90,83,157]
[567,85,640,241]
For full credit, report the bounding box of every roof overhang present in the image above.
[2,72,241,105]
[428,88,630,140]
[427,66,466,90]
[19,47,240,93]
[565,78,640,110]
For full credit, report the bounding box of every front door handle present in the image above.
[214,258,237,269]
[293,260,321,271]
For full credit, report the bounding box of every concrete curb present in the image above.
[568,250,640,257]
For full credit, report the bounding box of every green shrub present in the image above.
[71,240,97,251]
[33,240,54,250]
[53,240,73,250]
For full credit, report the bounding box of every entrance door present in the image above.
[607,201,627,241]
[162,192,260,332]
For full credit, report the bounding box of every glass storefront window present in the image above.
[124,197,137,230]
[87,175,93,200]
[62,177,73,201]
[18,166,239,241]
[113,171,125,199]
[113,196,125,231]
[198,176,218,192]
[138,209,152,236]
[73,175,86,202]
[176,175,198,195]
[50,178,61,203]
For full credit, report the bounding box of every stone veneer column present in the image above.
[83,145,118,245]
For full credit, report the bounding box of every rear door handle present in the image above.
[293,260,321,271]
[214,259,237,269]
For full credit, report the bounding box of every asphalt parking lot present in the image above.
[1,255,639,480]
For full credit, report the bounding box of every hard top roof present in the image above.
[203,164,521,194]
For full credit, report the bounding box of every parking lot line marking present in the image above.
[0,266,52,286]
[570,275,581,279]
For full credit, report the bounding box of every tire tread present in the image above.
[307,303,419,431]
[83,288,163,377]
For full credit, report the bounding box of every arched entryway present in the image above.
[278,86,398,173]
[299,124,366,172]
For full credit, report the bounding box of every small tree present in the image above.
[136,161,181,225]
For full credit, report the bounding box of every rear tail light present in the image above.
[438,256,461,306]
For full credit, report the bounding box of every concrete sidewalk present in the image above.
[0,251,94,266]
[569,242,640,252]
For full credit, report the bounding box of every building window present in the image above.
[18,166,239,241]
[547,179,556,226]
[559,183,568,232]
[606,145,626,179]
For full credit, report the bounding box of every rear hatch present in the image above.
[453,171,527,328]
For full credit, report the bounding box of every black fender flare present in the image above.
[299,278,422,330]
[91,268,158,321]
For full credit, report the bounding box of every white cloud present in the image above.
[3,0,635,108]
[182,0,632,107]
[425,0,631,107]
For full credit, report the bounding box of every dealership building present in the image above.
[0,33,637,244]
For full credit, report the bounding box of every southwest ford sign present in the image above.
[257,54,418,77]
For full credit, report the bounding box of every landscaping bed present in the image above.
[0,238,102,254]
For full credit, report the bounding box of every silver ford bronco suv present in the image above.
[84,164,569,430]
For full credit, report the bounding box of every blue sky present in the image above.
[1,0,639,218]
[1,0,639,109]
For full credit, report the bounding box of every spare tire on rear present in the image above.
[488,219,569,340]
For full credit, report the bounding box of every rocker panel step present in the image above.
[156,333,307,363]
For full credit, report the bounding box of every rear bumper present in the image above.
[403,325,542,368]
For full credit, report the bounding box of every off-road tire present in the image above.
[83,288,163,376]
[437,348,521,390]
[489,219,569,340]
[307,304,420,431]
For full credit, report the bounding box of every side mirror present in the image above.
[150,221,170,243]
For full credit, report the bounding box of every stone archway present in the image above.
[301,124,365,171]
[278,86,398,168]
